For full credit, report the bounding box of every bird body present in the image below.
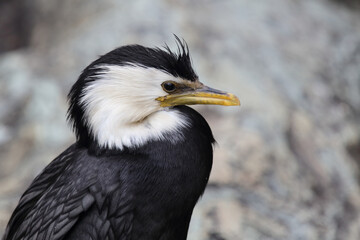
[3,38,239,240]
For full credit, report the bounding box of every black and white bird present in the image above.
[3,38,239,240]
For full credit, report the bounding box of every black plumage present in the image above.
[3,39,223,240]
[4,106,213,240]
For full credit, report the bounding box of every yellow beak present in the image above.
[156,85,240,107]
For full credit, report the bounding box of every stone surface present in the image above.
[1,0,360,239]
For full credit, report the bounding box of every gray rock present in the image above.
[1,0,360,239]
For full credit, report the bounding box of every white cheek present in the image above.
[80,64,189,150]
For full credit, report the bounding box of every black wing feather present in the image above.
[4,146,76,240]
[3,144,134,240]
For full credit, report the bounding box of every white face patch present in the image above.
[80,64,190,150]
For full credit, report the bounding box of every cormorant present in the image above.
[3,38,239,240]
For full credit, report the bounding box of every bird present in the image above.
[3,37,239,240]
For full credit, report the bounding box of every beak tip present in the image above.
[228,94,240,106]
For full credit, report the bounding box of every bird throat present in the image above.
[89,109,189,150]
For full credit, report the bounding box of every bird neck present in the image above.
[86,108,190,150]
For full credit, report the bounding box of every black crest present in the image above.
[67,37,197,146]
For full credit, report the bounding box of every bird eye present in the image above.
[162,81,177,93]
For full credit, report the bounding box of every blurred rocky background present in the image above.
[1,0,360,239]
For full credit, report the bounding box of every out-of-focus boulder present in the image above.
[1,0,360,239]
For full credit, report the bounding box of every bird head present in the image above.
[67,38,239,150]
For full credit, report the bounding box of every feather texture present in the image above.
[3,106,214,240]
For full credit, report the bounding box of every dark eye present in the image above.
[162,81,176,93]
